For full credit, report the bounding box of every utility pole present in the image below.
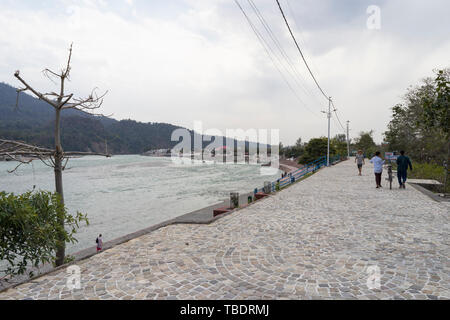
[321,97,333,166]
[322,97,332,167]
[346,121,350,158]
[328,98,331,166]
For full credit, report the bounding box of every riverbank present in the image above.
[2,158,448,300]
[279,158,303,174]
[0,158,326,293]
[0,155,282,255]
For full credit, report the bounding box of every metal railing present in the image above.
[255,155,346,194]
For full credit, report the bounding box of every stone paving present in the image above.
[0,159,449,300]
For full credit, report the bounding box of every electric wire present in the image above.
[275,0,329,100]
[234,0,320,118]
[331,100,346,133]
[278,0,349,138]
[284,0,325,104]
[247,0,321,106]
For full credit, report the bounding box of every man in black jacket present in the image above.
[396,150,413,189]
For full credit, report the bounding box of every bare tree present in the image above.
[1,44,109,266]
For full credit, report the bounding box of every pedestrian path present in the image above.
[0,159,448,300]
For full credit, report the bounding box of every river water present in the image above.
[0,155,281,254]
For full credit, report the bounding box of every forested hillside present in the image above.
[0,82,185,154]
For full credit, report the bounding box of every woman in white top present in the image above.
[370,151,385,188]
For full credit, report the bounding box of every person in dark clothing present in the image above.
[396,150,413,189]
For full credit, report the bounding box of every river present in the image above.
[0,155,281,254]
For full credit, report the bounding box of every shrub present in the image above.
[409,162,445,182]
[408,162,449,193]
[0,190,88,278]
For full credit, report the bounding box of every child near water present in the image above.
[96,234,103,253]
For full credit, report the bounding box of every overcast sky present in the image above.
[0,0,449,145]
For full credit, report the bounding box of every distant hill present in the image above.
[0,83,271,155]
[0,82,187,154]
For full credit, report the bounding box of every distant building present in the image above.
[142,149,171,157]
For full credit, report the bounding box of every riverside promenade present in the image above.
[1,159,449,300]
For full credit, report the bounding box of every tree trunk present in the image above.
[54,108,65,266]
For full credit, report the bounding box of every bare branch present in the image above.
[0,139,111,172]
[7,160,32,174]
[56,44,74,108]
[0,139,54,172]
[0,139,54,154]
[63,43,73,79]
[39,156,55,168]
[42,68,60,85]
[64,151,112,157]
[42,68,61,79]
[62,89,108,111]
[14,71,58,108]
[2,151,34,173]
[62,157,70,170]
[60,93,74,107]
[42,92,60,97]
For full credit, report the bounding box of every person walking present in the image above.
[370,151,385,188]
[355,150,365,176]
[396,150,413,189]
[96,234,103,253]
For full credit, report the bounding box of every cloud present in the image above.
[0,0,448,145]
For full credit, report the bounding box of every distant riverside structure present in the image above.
[142,149,171,157]
[143,145,276,166]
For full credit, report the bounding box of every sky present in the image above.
[0,0,449,145]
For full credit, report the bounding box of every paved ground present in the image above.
[1,159,449,300]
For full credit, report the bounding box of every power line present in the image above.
[277,0,350,141]
[282,0,352,140]
[275,0,329,101]
[285,0,322,83]
[247,0,320,105]
[332,116,342,134]
[284,0,325,104]
[235,0,351,159]
[331,100,346,133]
[233,0,320,118]
[334,111,345,132]
[333,110,346,133]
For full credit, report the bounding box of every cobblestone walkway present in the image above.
[1,159,449,300]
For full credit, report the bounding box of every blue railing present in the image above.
[255,155,345,194]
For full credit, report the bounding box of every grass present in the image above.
[408,162,449,193]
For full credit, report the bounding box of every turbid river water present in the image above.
[0,155,281,254]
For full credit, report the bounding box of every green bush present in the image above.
[0,190,88,277]
[408,162,449,193]
[409,162,445,182]
[298,137,334,164]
